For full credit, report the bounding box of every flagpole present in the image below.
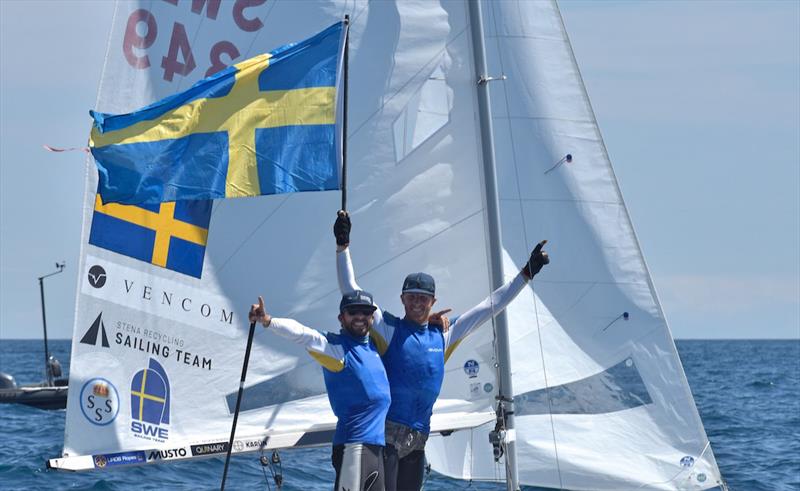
[220,321,257,491]
[341,15,350,212]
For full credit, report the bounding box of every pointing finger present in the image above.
[258,296,265,311]
[532,239,548,255]
[434,309,453,316]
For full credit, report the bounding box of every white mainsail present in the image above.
[51,1,723,489]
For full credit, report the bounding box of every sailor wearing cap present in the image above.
[249,290,390,491]
[332,211,549,491]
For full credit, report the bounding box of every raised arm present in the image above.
[333,211,394,353]
[444,241,549,360]
[337,246,361,295]
[249,296,345,371]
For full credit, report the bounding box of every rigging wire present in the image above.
[487,1,564,487]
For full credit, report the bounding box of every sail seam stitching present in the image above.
[499,198,623,205]
[536,279,648,286]
[487,34,563,42]
[499,116,595,124]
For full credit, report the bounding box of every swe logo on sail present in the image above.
[130,358,171,442]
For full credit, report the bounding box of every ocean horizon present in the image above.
[1,339,798,490]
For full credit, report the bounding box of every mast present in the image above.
[466,1,519,490]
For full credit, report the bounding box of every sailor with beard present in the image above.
[332,211,549,491]
[249,292,390,491]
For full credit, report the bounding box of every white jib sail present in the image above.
[52,1,723,489]
[426,1,723,490]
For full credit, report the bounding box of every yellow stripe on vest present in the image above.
[308,350,345,372]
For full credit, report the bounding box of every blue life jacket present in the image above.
[380,312,445,435]
[322,330,391,446]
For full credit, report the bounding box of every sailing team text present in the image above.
[115,322,211,371]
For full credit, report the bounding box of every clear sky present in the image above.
[1,0,798,340]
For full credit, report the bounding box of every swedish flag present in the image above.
[88,195,211,279]
[130,358,170,425]
[89,22,344,205]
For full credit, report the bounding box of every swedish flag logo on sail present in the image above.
[88,195,211,279]
[130,358,170,426]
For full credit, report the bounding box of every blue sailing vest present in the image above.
[380,312,445,435]
[322,330,391,446]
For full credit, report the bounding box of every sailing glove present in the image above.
[522,240,549,279]
[334,211,351,246]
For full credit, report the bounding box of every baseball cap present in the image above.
[339,290,377,313]
[401,272,435,296]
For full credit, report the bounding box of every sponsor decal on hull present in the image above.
[93,451,146,468]
[191,442,229,456]
[146,447,189,462]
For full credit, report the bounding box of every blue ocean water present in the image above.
[1,339,798,490]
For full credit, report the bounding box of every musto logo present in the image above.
[80,378,119,425]
[130,358,171,442]
[147,447,187,462]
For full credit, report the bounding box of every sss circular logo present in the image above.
[80,377,120,425]
[87,265,107,288]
